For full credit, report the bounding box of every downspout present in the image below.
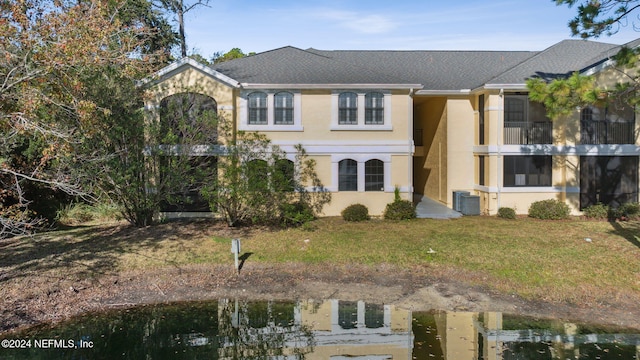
[497,88,503,211]
[408,88,415,202]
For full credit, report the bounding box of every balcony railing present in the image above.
[580,121,635,144]
[504,121,553,145]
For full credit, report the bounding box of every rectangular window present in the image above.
[479,94,485,145]
[478,155,485,186]
[503,156,552,187]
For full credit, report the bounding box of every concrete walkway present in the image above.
[414,195,463,219]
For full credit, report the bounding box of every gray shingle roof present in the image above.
[211,39,637,90]
[486,39,619,85]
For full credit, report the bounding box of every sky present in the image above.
[183,0,640,58]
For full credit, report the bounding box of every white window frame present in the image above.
[331,91,392,130]
[239,90,303,131]
[331,154,392,192]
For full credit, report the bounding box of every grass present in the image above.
[2,216,639,306]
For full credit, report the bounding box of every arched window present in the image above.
[248,92,268,125]
[246,159,269,191]
[365,92,384,125]
[338,92,358,125]
[273,159,295,192]
[274,92,294,125]
[365,159,384,191]
[338,159,357,191]
[159,92,218,143]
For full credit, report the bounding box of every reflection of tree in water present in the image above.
[218,299,315,360]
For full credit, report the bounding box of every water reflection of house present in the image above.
[298,299,413,359]
[428,311,640,360]
[216,299,413,359]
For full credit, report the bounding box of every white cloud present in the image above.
[316,9,397,34]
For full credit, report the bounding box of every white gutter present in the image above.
[414,89,471,95]
[482,83,527,91]
[241,83,423,90]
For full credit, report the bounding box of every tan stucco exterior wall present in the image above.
[414,97,447,202]
[446,97,476,207]
[145,65,414,217]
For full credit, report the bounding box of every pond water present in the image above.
[1,299,639,359]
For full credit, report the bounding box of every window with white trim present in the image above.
[274,92,294,125]
[332,91,392,130]
[365,159,384,191]
[338,159,358,191]
[338,92,358,125]
[248,92,267,125]
[240,90,302,131]
[365,92,384,125]
[503,156,551,187]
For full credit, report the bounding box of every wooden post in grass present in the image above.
[231,238,241,273]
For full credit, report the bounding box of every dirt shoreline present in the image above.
[2,262,640,335]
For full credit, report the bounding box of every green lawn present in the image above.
[2,216,639,305]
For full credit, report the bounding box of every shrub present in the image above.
[608,202,640,221]
[341,204,370,222]
[384,200,416,220]
[280,202,315,227]
[528,199,570,220]
[583,203,609,220]
[497,207,516,219]
[56,203,95,225]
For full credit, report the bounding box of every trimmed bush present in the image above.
[583,203,609,220]
[280,202,315,227]
[384,200,416,220]
[609,202,640,221]
[341,204,370,222]
[528,199,570,220]
[497,207,516,219]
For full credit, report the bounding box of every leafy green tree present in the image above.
[201,120,330,227]
[527,1,640,119]
[74,76,219,226]
[0,0,169,236]
[212,48,254,64]
[555,0,640,38]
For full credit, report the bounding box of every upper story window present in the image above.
[580,105,635,144]
[503,94,552,144]
[274,92,294,125]
[365,92,384,125]
[240,90,302,131]
[332,91,392,130]
[248,92,268,125]
[338,92,358,125]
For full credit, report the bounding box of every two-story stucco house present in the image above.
[144,38,640,217]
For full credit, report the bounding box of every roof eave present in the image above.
[241,83,423,90]
[414,89,471,96]
[138,57,241,88]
